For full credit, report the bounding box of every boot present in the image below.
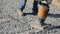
[39,18,51,27]
[17,10,24,16]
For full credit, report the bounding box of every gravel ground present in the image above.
[0,0,60,34]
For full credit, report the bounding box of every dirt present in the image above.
[0,0,60,34]
[51,0,60,6]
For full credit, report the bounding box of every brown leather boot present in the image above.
[17,10,24,16]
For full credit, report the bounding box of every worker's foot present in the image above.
[40,23,51,27]
[17,10,24,16]
[41,23,51,29]
[29,21,44,32]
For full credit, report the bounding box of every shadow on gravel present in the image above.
[37,25,60,33]
[46,25,60,30]
[48,13,60,18]
[23,13,37,16]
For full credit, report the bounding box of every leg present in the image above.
[39,18,48,26]
[18,0,27,16]
[32,0,39,15]
[38,3,51,27]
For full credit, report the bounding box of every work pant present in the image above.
[18,0,39,11]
